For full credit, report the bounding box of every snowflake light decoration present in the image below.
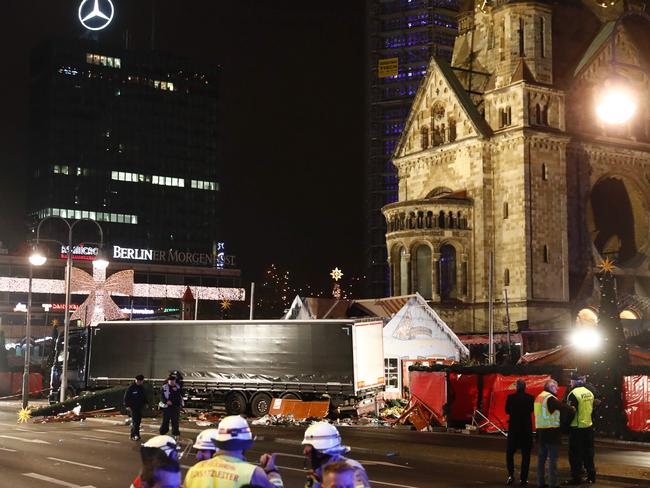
[17,407,32,424]
[220,299,232,311]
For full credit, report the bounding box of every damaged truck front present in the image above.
[50,319,385,416]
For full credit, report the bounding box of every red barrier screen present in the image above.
[448,373,478,424]
[409,371,446,423]
[623,375,650,432]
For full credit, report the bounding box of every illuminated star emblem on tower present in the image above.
[220,299,232,311]
[78,0,114,31]
[330,267,344,282]
[598,257,617,274]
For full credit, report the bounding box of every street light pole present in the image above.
[21,264,34,408]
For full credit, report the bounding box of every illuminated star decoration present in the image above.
[70,266,134,325]
[17,407,32,424]
[330,268,344,282]
[598,258,616,274]
[220,299,232,311]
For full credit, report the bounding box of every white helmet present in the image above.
[193,428,220,451]
[143,435,179,458]
[302,422,348,455]
[215,415,253,451]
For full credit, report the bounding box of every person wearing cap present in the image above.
[184,415,284,488]
[193,428,220,461]
[565,373,601,485]
[159,374,183,438]
[125,374,148,440]
[505,379,534,486]
[131,435,180,488]
[302,422,369,488]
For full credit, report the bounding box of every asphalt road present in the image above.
[0,409,648,488]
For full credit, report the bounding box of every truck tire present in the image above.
[250,392,273,417]
[280,392,302,400]
[224,391,247,415]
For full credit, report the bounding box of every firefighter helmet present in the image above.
[143,435,179,458]
[302,422,346,454]
[215,415,253,451]
[193,428,220,451]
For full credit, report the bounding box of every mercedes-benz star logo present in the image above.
[78,0,114,31]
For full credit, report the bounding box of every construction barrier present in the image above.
[448,373,478,425]
[268,398,329,420]
[623,375,650,433]
[409,371,446,424]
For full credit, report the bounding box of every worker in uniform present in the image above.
[302,422,369,488]
[124,374,148,440]
[131,435,180,488]
[321,461,360,488]
[184,415,284,488]
[565,373,600,485]
[193,428,220,461]
[159,374,183,438]
[535,380,574,488]
[505,379,534,486]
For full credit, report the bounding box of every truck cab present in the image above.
[49,327,89,403]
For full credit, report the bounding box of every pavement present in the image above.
[0,402,648,487]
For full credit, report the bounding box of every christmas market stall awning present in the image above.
[518,344,650,367]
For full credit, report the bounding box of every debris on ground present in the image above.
[252,414,304,426]
[187,411,222,427]
[33,406,118,423]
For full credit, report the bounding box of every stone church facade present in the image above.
[383,0,650,333]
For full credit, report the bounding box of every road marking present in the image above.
[0,447,17,452]
[273,437,375,454]
[93,429,128,435]
[22,472,96,488]
[47,457,105,470]
[79,436,120,444]
[0,435,50,444]
[15,426,48,434]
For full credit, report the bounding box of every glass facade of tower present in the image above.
[28,40,221,254]
[366,0,459,298]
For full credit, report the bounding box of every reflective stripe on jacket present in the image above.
[569,386,594,428]
[534,391,560,429]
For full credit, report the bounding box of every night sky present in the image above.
[0,0,366,293]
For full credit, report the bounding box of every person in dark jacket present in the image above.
[505,379,534,486]
[124,374,147,440]
[159,374,183,438]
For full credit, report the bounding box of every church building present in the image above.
[383,0,650,334]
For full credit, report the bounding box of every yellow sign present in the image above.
[378,58,399,78]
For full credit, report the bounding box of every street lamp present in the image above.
[596,9,650,124]
[570,327,603,353]
[30,216,105,403]
[22,245,46,408]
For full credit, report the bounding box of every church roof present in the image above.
[573,21,616,78]
[511,58,537,84]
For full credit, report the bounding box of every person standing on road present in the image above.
[565,373,600,485]
[124,374,147,440]
[505,379,534,486]
[535,380,575,488]
[184,415,284,488]
[302,422,369,488]
[159,374,183,438]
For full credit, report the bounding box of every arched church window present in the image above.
[503,201,509,219]
[439,244,457,300]
[535,104,541,125]
[543,245,549,263]
[448,117,457,142]
[399,247,409,295]
[439,210,446,228]
[504,268,510,286]
[415,245,433,299]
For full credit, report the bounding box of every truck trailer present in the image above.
[50,319,385,416]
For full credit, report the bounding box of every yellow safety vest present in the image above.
[534,391,560,429]
[569,386,594,428]
[184,454,256,488]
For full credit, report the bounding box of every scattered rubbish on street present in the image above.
[33,405,118,423]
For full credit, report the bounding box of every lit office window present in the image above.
[86,53,122,69]
[191,179,219,191]
[38,208,138,225]
[113,171,184,188]
[53,165,70,175]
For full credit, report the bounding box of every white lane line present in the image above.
[93,429,128,435]
[47,457,105,470]
[79,436,120,445]
[22,472,96,488]
[358,459,413,469]
[16,427,48,434]
[0,447,17,452]
[0,435,50,445]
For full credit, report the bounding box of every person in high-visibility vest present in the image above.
[565,373,601,485]
[184,415,283,488]
[534,380,575,488]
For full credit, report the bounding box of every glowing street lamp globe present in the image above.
[596,75,637,124]
[29,250,47,266]
[570,327,602,353]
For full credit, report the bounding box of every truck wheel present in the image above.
[280,392,302,401]
[250,392,273,417]
[224,392,247,415]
